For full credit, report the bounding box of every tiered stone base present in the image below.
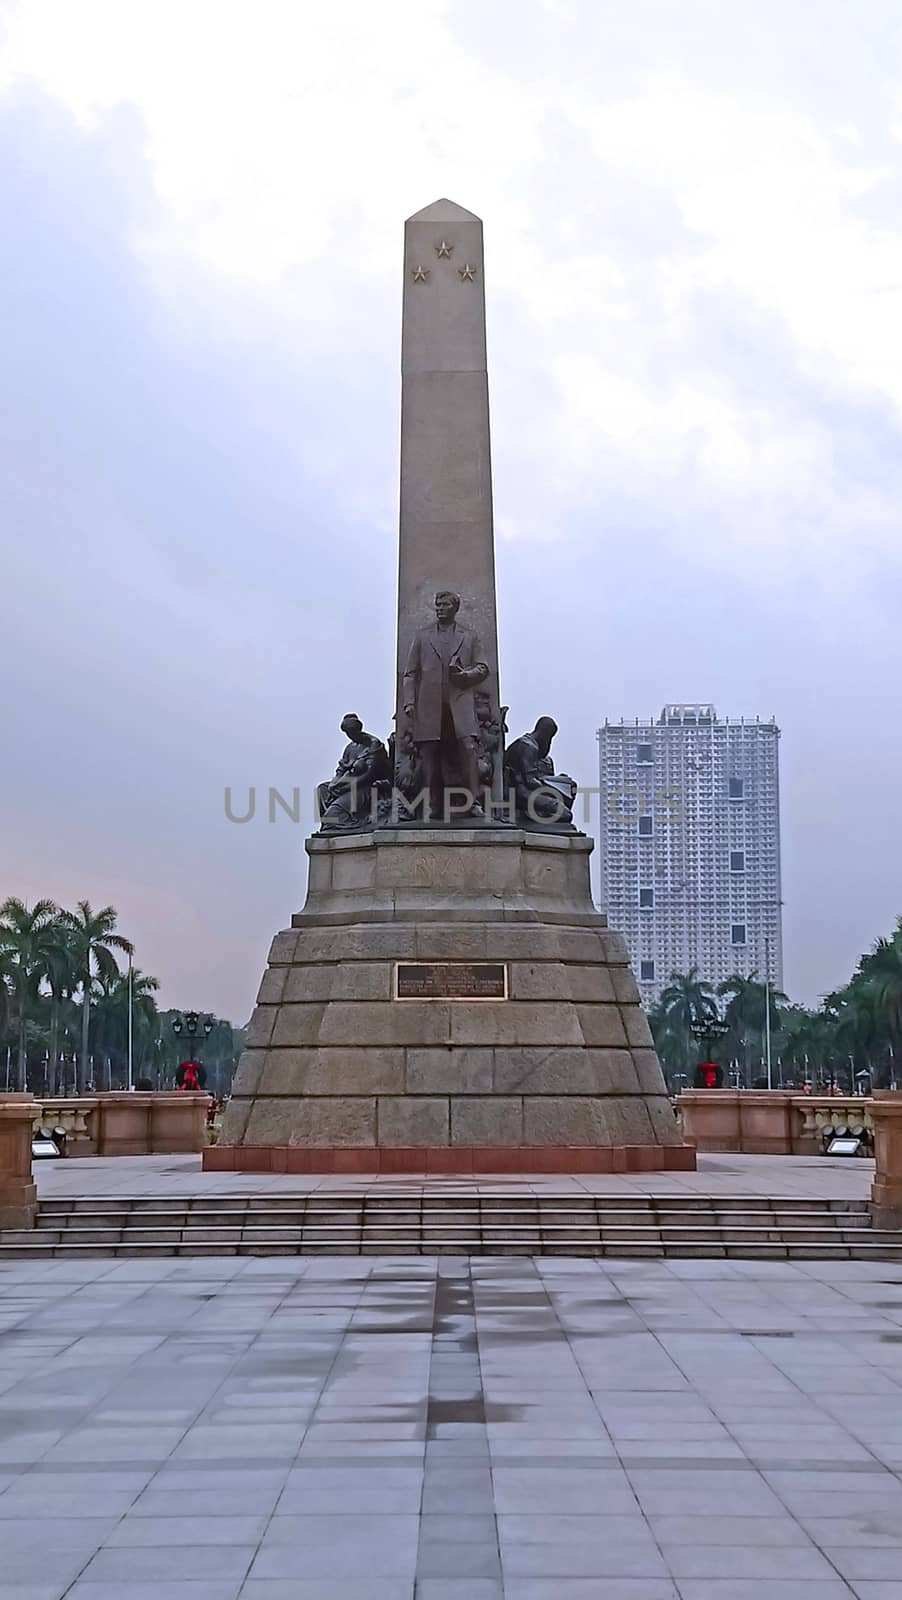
[210,828,694,1175]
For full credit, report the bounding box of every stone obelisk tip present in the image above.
[406,197,482,224]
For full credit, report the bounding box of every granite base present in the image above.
[203,1142,696,1174]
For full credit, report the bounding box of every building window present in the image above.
[638,815,653,836]
[730,850,745,872]
[639,887,654,908]
[729,777,744,799]
[731,924,746,945]
[637,742,653,765]
[640,959,655,981]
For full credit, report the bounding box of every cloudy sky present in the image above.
[2,0,900,1021]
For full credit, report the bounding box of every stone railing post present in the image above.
[0,1093,42,1229]
[870,1091,902,1225]
[791,1097,820,1156]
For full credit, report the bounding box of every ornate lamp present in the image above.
[689,1016,731,1089]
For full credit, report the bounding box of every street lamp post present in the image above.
[127,949,134,1091]
[170,1012,215,1088]
[746,904,783,1089]
[764,932,773,1091]
[689,1016,731,1088]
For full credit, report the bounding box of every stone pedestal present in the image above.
[0,1093,40,1229]
[871,1091,902,1224]
[210,829,694,1174]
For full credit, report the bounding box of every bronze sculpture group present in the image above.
[317,591,576,833]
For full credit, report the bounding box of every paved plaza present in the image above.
[34,1150,876,1202]
[2,1227,902,1599]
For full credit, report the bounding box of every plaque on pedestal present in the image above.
[395,962,508,1001]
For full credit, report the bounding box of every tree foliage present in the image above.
[649,917,902,1090]
[0,895,240,1094]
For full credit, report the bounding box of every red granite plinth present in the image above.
[203,1143,697,1175]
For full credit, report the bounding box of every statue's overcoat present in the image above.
[402,624,485,742]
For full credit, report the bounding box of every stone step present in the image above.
[2,1237,901,1260]
[34,1198,869,1219]
[8,1224,898,1256]
[19,1228,890,1249]
[26,1213,884,1232]
[37,1193,869,1210]
[34,1213,871,1238]
[11,1193,886,1259]
[35,1200,866,1215]
[30,1208,875,1231]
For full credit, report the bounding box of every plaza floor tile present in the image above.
[68,1586,244,1600]
[662,1543,840,1579]
[102,1513,269,1545]
[1,1227,901,1594]
[239,1584,414,1600]
[502,1585,679,1599]
[849,1585,902,1598]
[672,1584,854,1599]
[76,1547,256,1582]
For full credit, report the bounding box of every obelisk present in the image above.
[395,199,500,724]
[208,200,694,1179]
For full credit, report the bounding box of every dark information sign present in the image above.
[395,962,508,1000]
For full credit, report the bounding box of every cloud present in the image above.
[1,1,901,1014]
[6,0,902,531]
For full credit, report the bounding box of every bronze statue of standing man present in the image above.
[402,590,489,820]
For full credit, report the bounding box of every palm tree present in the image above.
[0,947,11,1042]
[45,926,79,1096]
[59,902,132,1093]
[0,897,64,1090]
[91,967,160,1085]
[659,967,717,1029]
[0,946,15,1080]
[859,920,902,1048]
[805,1010,841,1087]
[718,972,787,1085]
[125,969,161,1082]
[776,1004,824,1083]
[823,983,877,1088]
[653,968,718,1087]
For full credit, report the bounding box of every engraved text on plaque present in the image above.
[394,962,508,1000]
